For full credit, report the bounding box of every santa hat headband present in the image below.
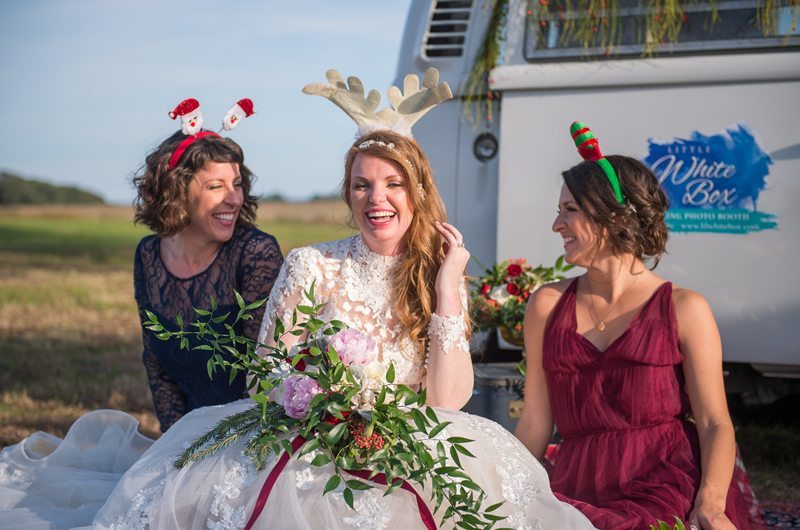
[167,98,255,170]
[570,121,625,204]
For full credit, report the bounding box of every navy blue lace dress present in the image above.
[133,226,283,432]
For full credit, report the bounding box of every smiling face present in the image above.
[184,161,243,245]
[552,183,606,266]
[347,153,413,256]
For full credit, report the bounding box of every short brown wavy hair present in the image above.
[133,130,258,236]
[562,155,669,268]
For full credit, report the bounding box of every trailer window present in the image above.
[524,0,800,61]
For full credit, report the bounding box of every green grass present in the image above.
[0,214,353,269]
[0,204,354,445]
[0,217,150,268]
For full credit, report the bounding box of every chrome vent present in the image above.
[424,0,473,58]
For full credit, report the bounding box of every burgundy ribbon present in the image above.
[244,435,437,530]
[244,435,307,530]
[344,469,437,530]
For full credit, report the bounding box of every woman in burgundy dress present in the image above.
[514,126,751,530]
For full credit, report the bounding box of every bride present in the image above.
[1,70,596,530]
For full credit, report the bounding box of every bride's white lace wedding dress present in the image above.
[1,236,595,530]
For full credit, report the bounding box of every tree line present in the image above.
[0,172,104,205]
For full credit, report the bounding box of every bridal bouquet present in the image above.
[470,256,573,346]
[144,284,505,529]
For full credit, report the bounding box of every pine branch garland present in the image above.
[462,0,510,127]
[174,403,283,468]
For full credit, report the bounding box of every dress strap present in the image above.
[544,278,579,334]
[654,281,680,351]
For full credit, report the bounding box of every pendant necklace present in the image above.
[586,273,640,331]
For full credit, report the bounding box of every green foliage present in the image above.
[650,516,687,530]
[0,172,104,205]
[146,286,505,528]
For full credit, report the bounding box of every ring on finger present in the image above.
[457,242,465,248]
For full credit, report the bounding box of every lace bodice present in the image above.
[258,236,468,387]
[135,226,283,431]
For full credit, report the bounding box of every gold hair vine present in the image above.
[355,139,424,198]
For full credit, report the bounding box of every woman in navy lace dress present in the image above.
[133,129,283,432]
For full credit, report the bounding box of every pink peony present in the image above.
[330,329,377,366]
[277,375,322,419]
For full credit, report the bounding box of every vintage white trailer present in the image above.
[396,0,800,401]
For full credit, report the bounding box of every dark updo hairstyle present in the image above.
[562,155,669,268]
[133,130,258,236]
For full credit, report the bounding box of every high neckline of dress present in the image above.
[354,235,401,269]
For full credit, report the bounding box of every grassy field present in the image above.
[0,201,353,444]
[0,203,797,508]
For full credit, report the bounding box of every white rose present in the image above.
[363,360,387,390]
[489,285,512,305]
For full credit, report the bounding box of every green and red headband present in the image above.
[570,121,625,204]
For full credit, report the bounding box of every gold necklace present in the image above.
[586,274,640,331]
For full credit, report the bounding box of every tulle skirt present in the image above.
[2,401,596,529]
[0,410,153,530]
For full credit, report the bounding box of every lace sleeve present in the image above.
[134,240,187,432]
[427,279,470,355]
[142,342,188,432]
[238,231,283,343]
[257,246,320,351]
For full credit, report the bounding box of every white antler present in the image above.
[303,68,452,138]
[302,70,385,135]
[381,68,453,136]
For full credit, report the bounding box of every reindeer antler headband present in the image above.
[167,98,256,170]
[302,68,452,138]
[570,121,625,204]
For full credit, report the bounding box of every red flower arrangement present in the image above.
[470,256,573,346]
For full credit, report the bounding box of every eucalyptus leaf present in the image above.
[323,474,341,495]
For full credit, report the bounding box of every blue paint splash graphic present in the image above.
[644,124,777,233]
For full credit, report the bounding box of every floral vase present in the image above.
[498,324,525,348]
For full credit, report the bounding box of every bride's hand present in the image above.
[434,221,469,315]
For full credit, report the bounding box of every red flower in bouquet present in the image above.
[506,283,520,295]
[293,348,310,372]
[506,263,523,277]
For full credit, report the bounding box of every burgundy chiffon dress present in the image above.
[543,279,751,529]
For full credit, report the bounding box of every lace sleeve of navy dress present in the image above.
[134,227,283,432]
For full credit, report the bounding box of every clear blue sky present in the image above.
[0,0,413,203]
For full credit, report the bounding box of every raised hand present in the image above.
[434,221,470,316]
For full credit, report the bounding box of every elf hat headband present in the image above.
[302,68,452,139]
[167,98,255,170]
[570,121,625,204]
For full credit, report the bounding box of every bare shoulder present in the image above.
[671,285,713,316]
[671,285,719,344]
[527,278,574,319]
